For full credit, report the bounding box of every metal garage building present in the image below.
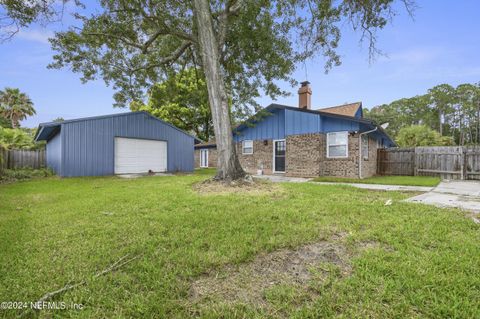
[34,112,196,177]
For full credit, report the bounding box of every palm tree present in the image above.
[0,88,36,128]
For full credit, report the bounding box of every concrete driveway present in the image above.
[406,180,480,223]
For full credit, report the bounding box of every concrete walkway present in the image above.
[406,180,480,223]
[254,175,314,183]
[310,181,433,192]
[117,172,173,179]
[255,174,480,223]
[254,174,432,192]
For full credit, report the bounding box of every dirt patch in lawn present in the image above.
[356,240,394,252]
[193,178,285,196]
[190,234,351,309]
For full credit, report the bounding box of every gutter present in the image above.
[358,127,378,179]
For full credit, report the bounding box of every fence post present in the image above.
[460,147,465,180]
[413,148,416,176]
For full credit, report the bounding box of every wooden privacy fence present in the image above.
[0,149,46,170]
[377,147,415,176]
[377,146,480,180]
[0,146,7,174]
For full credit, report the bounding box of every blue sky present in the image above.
[1,0,479,128]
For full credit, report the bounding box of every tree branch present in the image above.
[19,254,139,318]
[130,41,192,72]
[84,28,194,55]
[217,0,243,51]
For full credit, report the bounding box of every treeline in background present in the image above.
[365,83,480,147]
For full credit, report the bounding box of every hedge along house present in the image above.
[35,111,197,177]
[195,82,395,178]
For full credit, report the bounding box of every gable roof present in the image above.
[34,111,202,143]
[265,103,372,124]
[319,102,362,117]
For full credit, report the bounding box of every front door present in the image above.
[273,140,286,173]
[200,149,209,168]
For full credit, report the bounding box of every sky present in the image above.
[0,0,479,128]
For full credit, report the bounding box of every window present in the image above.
[362,135,369,160]
[327,132,348,158]
[242,140,253,154]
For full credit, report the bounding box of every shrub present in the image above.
[0,168,54,183]
[396,125,454,147]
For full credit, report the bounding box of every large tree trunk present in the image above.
[193,0,245,180]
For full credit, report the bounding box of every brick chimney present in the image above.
[298,81,312,109]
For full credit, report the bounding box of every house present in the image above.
[195,82,395,178]
[35,111,197,177]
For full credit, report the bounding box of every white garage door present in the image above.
[114,137,167,174]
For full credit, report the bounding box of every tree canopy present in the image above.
[130,68,214,141]
[365,82,480,145]
[0,127,44,150]
[2,0,415,179]
[0,87,36,128]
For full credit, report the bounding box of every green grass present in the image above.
[312,175,441,187]
[0,171,478,318]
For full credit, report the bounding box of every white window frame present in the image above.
[242,140,254,155]
[326,132,349,158]
[200,149,209,168]
[362,135,369,160]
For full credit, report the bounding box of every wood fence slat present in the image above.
[378,146,480,180]
[1,149,46,170]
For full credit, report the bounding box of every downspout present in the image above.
[358,127,378,179]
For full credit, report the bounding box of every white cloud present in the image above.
[380,47,445,64]
[17,29,54,45]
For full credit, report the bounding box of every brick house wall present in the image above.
[320,133,361,178]
[236,139,273,175]
[194,148,218,168]
[285,133,361,178]
[198,133,379,178]
[360,136,378,178]
[286,133,322,177]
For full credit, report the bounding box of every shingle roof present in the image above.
[194,139,217,148]
[319,102,362,117]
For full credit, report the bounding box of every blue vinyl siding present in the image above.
[46,131,62,175]
[227,104,394,148]
[234,109,285,142]
[321,116,360,132]
[235,108,365,141]
[354,107,363,118]
[285,109,320,135]
[57,112,194,177]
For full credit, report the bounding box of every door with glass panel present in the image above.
[273,140,286,173]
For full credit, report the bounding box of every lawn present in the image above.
[312,175,441,187]
[0,170,478,318]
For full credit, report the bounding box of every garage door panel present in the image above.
[114,137,167,174]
